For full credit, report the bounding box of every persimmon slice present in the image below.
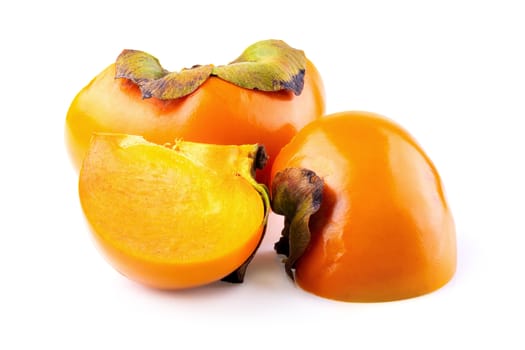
[79,133,269,289]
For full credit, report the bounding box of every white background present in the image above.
[1,1,524,349]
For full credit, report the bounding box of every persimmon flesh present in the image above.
[79,134,268,289]
[271,111,457,302]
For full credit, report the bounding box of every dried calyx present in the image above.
[271,167,324,279]
[115,39,307,100]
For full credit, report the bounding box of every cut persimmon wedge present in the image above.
[79,133,269,289]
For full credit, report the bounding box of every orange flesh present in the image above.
[271,111,456,302]
[79,134,264,289]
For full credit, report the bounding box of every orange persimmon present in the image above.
[79,133,269,289]
[270,111,456,302]
[66,40,325,186]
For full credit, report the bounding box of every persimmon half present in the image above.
[79,133,269,289]
[66,39,325,186]
[270,111,456,302]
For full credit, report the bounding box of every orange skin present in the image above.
[271,111,456,302]
[65,60,325,185]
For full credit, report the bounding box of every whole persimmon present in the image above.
[79,133,269,289]
[270,111,456,302]
[65,39,325,186]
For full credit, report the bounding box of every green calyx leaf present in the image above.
[271,167,324,280]
[115,49,167,83]
[221,145,270,284]
[141,65,214,99]
[212,39,306,96]
[115,50,213,100]
[114,39,307,100]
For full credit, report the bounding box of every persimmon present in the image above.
[79,133,269,289]
[270,111,456,302]
[65,39,325,186]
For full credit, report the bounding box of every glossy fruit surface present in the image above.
[270,111,456,302]
[66,40,325,186]
[79,133,269,289]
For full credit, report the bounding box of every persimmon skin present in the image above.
[65,60,325,185]
[271,111,456,302]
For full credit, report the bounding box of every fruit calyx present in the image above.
[115,39,306,100]
[271,167,324,279]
